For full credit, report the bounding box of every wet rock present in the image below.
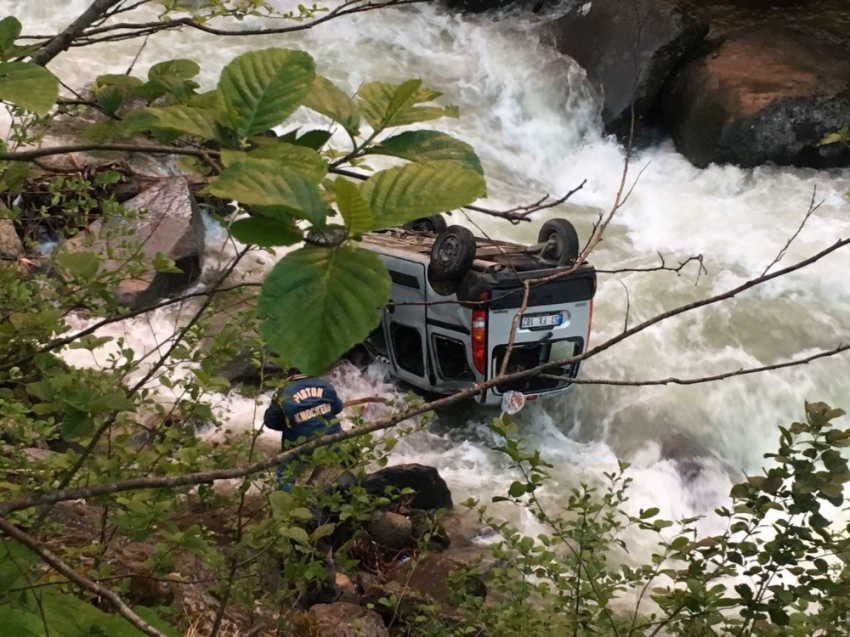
[542,0,708,138]
[217,346,286,386]
[442,0,515,13]
[61,177,206,309]
[292,602,389,637]
[410,509,451,550]
[388,553,486,607]
[361,580,432,623]
[370,511,414,550]
[335,572,360,604]
[661,25,850,168]
[361,464,453,511]
[0,217,23,258]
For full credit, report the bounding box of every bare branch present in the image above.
[27,0,427,48]
[32,0,125,66]
[761,185,823,277]
[540,343,850,387]
[618,279,631,332]
[595,253,706,279]
[0,518,169,637]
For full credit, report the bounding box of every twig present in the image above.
[124,33,149,76]
[618,280,631,332]
[761,185,823,277]
[0,518,169,637]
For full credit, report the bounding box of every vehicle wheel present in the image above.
[430,225,476,281]
[305,225,348,247]
[403,214,448,233]
[538,218,580,265]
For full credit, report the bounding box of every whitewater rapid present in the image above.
[9,0,850,546]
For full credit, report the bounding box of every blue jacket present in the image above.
[263,376,343,447]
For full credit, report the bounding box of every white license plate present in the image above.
[520,313,562,329]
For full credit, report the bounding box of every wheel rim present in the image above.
[436,236,461,267]
[543,231,564,261]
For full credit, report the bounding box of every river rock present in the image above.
[389,553,486,606]
[292,602,389,637]
[542,0,708,138]
[61,177,206,309]
[370,511,414,550]
[442,0,514,12]
[661,25,850,168]
[0,218,23,258]
[361,464,453,511]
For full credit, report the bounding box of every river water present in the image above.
[10,0,850,547]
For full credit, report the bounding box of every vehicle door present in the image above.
[380,257,430,387]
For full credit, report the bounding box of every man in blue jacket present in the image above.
[263,372,345,491]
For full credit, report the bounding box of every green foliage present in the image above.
[0,61,58,115]
[258,245,391,375]
[87,44,486,374]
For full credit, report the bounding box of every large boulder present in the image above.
[542,0,708,138]
[661,25,850,168]
[62,177,206,309]
[361,464,453,511]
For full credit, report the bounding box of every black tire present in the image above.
[403,214,448,234]
[538,218,580,265]
[305,226,348,247]
[429,225,476,281]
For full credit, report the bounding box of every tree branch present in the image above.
[27,0,427,47]
[540,343,850,387]
[32,0,125,66]
[0,517,169,637]
[0,144,210,162]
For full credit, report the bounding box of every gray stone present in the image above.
[542,0,709,138]
[61,177,206,308]
[661,25,850,168]
[0,218,23,258]
[370,511,414,550]
[294,602,388,637]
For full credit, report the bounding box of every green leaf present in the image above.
[366,130,483,174]
[0,611,41,637]
[218,48,316,136]
[258,245,390,375]
[56,251,100,282]
[82,120,122,144]
[229,216,303,247]
[0,61,58,115]
[0,17,22,57]
[640,507,660,519]
[0,541,34,594]
[284,526,311,545]
[303,75,360,135]
[508,481,527,498]
[61,410,94,440]
[290,507,314,520]
[220,142,327,182]
[205,158,328,225]
[148,59,200,81]
[292,129,333,150]
[358,80,459,131]
[152,253,184,274]
[335,178,374,236]
[122,105,217,139]
[360,160,486,227]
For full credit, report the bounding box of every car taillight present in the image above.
[472,292,488,375]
